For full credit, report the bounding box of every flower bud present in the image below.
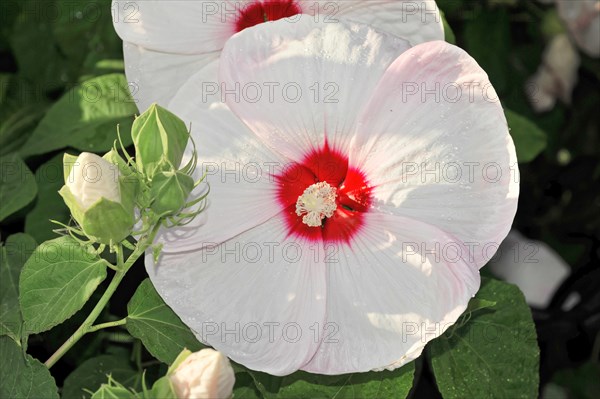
[150,170,194,216]
[59,152,136,244]
[131,103,190,177]
[169,349,235,399]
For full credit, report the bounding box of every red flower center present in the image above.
[235,0,302,32]
[276,143,372,244]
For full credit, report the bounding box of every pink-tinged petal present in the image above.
[302,212,480,374]
[219,15,411,160]
[152,59,288,253]
[123,42,219,112]
[350,41,519,269]
[112,0,239,54]
[301,0,444,45]
[147,214,327,376]
[556,0,600,58]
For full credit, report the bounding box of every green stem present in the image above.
[44,224,162,368]
[87,318,127,334]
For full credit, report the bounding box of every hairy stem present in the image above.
[44,224,161,368]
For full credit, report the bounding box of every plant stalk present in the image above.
[44,224,161,368]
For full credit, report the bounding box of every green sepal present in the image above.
[58,185,86,227]
[131,104,190,178]
[149,170,194,216]
[82,197,135,245]
[167,348,193,375]
[90,385,136,399]
[149,376,177,399]
[103,149,135,179]
[59,186,135,245]
[103,150,139,215]
[62,153,79,182]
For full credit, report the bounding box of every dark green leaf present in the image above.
[506,109,548,163]
[9,0,73,92]
[0,233,37,342]
[19,236,108,334]
[0,336,59,399]
[126,279,203,364]
[62,355,140,399]
[246,362,415,399]
[0,153,37,222]
[52,0,123,79]
[429,278,539,399]
[233,372,262,399]
[20,74,137,157]
[0,75,48,156]
[25,153,70,243]
[551,362,600,399]
[465,9,510,93]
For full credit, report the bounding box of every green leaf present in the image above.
[505,109,548,163]
[428,278,539,399]
[52,0,123,79]
[62,355,141,399]
[0,336,59,399]
[552,362,600,399]
[9,0,73,92]
[126,279,203,364]
[25,153,70,243]
[0,75,48,156]
[441,11,456,45]
[19,236,108,334]
[0,153,37,222]
[233,372,263,399]
[247,363,415,399]
[464,9,510,93]
[0,234,37,342]
[20,74,137,157]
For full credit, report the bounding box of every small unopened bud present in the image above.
[169,349,235,399]
[132,103,190,178]
[150,170,194,216]
[66,152,120,209]
[59,152,136,244]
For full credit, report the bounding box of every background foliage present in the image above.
[0,0,598,398]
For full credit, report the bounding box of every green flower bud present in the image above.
[131,103,190,178]
[150,170,194,216]
[59,152,136,244]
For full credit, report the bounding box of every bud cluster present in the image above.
[58,103,205,245]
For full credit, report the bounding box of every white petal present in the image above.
[488,231,570,308]
[123,42,219,112]
[350,40,519,269]
[112,0,239,54]
[557,0,600,58]
[219,14,411,160]
[153,59,288,253]
[147,214,327,376]
[312,0,444,45]
[526,34,580,112]
[302,212,480,374]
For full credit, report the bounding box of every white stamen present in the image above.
[295,181,337,227]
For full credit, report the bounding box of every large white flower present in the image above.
[112,0,445,111]
[145,16,519,375]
